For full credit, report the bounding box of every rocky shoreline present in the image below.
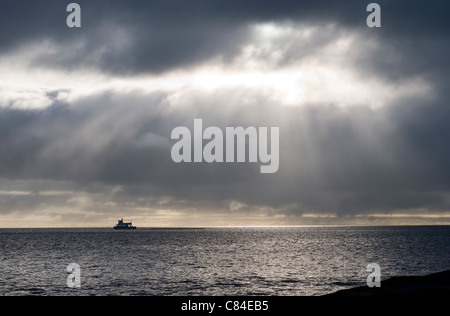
[327,270,450,296]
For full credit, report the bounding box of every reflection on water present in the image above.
[0,226,449,296]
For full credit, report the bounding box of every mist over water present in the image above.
[1,226,449,296]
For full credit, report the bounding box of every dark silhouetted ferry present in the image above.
[114,218,136,230]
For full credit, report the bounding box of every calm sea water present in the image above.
[0,226,449,296]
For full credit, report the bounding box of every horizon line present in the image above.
[1,224,449,229]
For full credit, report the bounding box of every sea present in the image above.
[0,226,449,296]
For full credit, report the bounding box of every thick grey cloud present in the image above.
[0,0,448,77]
[0,87,449,217]
[1,1,450,224]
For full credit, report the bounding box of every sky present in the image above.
[1,0,450,227]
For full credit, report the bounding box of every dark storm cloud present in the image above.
[1,86,450,216]
[1,1,450,220]
[1,0,448,77]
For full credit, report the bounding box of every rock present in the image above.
[326,270,450,296]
